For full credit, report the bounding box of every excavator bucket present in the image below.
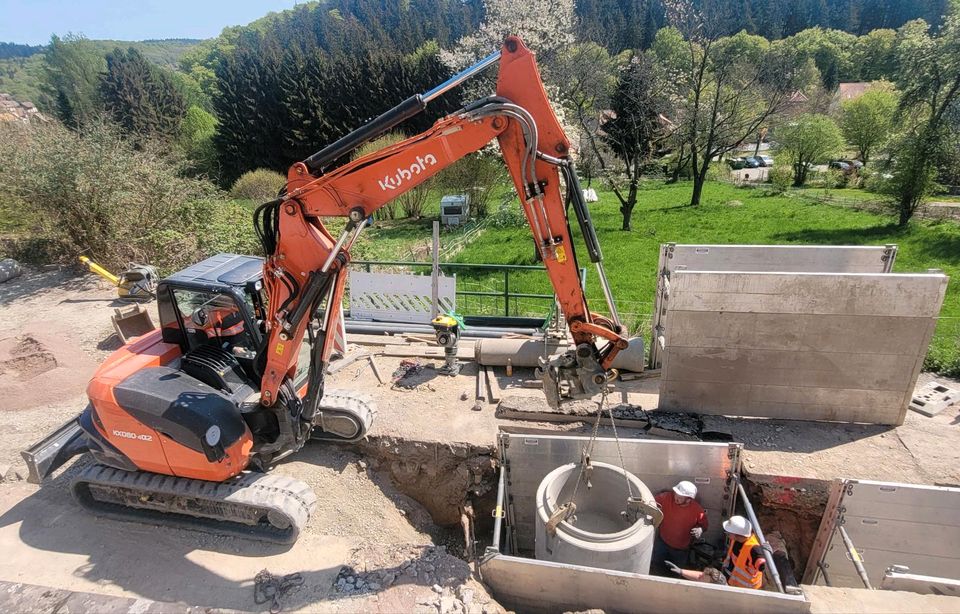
[111,304,156,344]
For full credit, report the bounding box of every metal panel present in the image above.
[881,570,960,596]
[349,270,455,324]
[649,244,897,368]
[807,480,960,589]
[659,271,948,425]
[481,555,810,614]
[500,434,739,552]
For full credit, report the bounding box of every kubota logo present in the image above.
[113,429,153,442]
[378,153,438,191]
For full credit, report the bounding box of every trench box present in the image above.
[482,433,810,613]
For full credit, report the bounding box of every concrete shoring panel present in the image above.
[658,271,948,425]
[805,480,960,589]
[499,434,739,552]
[649,244,897,369]
[881,570,960,596]
[481,555,810,614]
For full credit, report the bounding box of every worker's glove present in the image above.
[664,561,682,576]
[690,527,704,540]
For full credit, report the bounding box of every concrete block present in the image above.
[909,382,958,417]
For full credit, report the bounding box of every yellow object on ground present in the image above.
[78,256,120,285]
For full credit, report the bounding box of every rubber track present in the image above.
[72,464,318,544]
[311,389,377,443]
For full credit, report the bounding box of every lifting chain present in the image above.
[550,386,663,531]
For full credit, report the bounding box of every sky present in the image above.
[0,0,303,45]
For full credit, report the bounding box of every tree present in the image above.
[41,34,106,127]
[658,3,796,206]
[840,83,898,163]
[597,55,668,230]
[441,0,574,72]
[854,28,897,81]
[552,42,624,184]
[778,114,845,186]
[100,47,188,140]
[889,13,960,225]
[780,27,858,90]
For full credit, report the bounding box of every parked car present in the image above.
[829,160,852,173]
[728,157,747,170]
[839,159,864,170]
[743,156,762,168]
[758,155,774,167]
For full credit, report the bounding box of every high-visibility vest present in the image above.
[725,533,764,589]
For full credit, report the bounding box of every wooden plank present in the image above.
[481,555,810,614]
[665,312,932,354]
[669,271,947,317]
[660,346,917,391]
[803,480,846,585]
[380,345,475,359]
[485,366,502,403]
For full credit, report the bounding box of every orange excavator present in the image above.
[22,37,628,542]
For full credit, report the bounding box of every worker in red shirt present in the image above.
[652,480,708,574]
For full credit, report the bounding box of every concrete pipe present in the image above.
[475,337,646,372]
[535,461,656,574]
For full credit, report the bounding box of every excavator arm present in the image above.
[254,36,628,415]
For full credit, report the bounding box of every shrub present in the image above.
[436,150,508,218]
[0,120,255,273]
[863,168,893,194]
[229,168,287,202]
[768,165,793,194]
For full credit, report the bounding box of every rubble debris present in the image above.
[253,569,304,613]
[910,381,957,417]
[0,259,23,284]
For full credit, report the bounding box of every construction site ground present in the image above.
[1,267,958,612]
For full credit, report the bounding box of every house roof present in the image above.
[0,93,46,123]
[836,82,873,102]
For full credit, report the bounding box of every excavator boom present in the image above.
[256,36,628,412]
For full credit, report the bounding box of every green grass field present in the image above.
[393,181,960,375]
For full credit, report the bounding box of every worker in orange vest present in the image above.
[721,515,766,589]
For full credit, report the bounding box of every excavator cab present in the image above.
[156,254,268,378]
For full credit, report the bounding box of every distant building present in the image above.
[0,93,46,123]
[829,82,881,114]
[836,82,874,103]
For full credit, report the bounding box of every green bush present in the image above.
[229,168,287,202]
[436,150,508,218]
[862,168,892,194]
[768,165,793,194]
[0,120,256,273]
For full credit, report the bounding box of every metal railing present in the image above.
[351,260,585,317]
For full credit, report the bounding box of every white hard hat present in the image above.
[673,480,697,499]
[723,515,753,537]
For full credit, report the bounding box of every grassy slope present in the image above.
[449,181,960,375]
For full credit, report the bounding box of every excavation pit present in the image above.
[482,433,811,613]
